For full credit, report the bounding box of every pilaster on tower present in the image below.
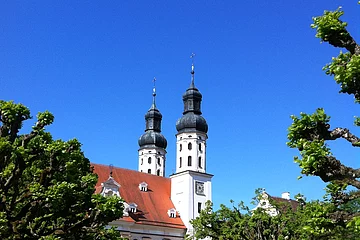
[138,78,167,176]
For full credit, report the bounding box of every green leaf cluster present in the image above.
[311,7,350,48]
[0,101,124,239]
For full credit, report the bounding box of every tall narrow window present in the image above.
[148,169,151,174]
[157,169,160,176]
[188,156,192,166]
[148,157,151,164]
[188,143,192,150]
[180,144,182,151]
[199,143,202,151]
[179,157,182,168]
[198,157,202,168]
[157,157,161,165]
[198,202,202,213]
[141,158,143,165]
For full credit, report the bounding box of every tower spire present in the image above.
[152,77,157,108]
[190,53,195,87]
[138,78,167,176]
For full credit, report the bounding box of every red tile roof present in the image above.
[92,163,186,229]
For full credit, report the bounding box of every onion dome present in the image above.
[138,81,167,149]
[176,63,208,134]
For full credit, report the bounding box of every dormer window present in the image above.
[167,208,177,218]
[100,177,121,198]
[139,182,148,192]
[129,203,137,213]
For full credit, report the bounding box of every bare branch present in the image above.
[326,127,360,146]
[316,156,360,189]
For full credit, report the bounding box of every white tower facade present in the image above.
[138,83,167,176]
[171,63,213,235]
[175,132,207,173]
[138,147,166,176]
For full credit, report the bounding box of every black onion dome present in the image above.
[139,91,167,149]
[183,85,202,100]
[176,112,208,133]
[138,131,167,148]
[145,105,162,119]
[176,76,208,134]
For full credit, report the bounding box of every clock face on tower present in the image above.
[195,181,205,195]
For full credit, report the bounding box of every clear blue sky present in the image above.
[1,1,360,208]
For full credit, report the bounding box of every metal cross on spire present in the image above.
[190,53,196,86]
[190,53,195,72]
[152,77,157,107]
[152,77,157,96]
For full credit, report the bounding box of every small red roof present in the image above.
[92,163,186,229]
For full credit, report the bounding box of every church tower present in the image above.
[138,79,167,176]
[170,57,213,235]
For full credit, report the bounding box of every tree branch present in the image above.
[327,127,360,146]
[316,156,360,189]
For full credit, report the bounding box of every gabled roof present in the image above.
[92,163,186,229]
[270,195,300,212]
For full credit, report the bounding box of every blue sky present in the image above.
[1,1,360,208]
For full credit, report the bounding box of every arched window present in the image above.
[179,157,182,168]
[188,156,192,166]
[148,169,151,174]
[148,157,151,164]
[188,143,192,150]
[105,190,113,197]
[180,144,182,151]
[198,156,202,168]
[199,143,202,151]
[157,169,160,176]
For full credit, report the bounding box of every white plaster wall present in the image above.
[110,220,185,240]
[170,171,212,235]
[138,147,166,176]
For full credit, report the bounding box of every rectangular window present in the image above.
[198,202,202,213]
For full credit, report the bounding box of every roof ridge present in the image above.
[92,163,169,179]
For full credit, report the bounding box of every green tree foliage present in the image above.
[188,190,328,240]
[288,2,360,236]
[189,194,358,240]
[188,199,303,240]
[0,101,124,239]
